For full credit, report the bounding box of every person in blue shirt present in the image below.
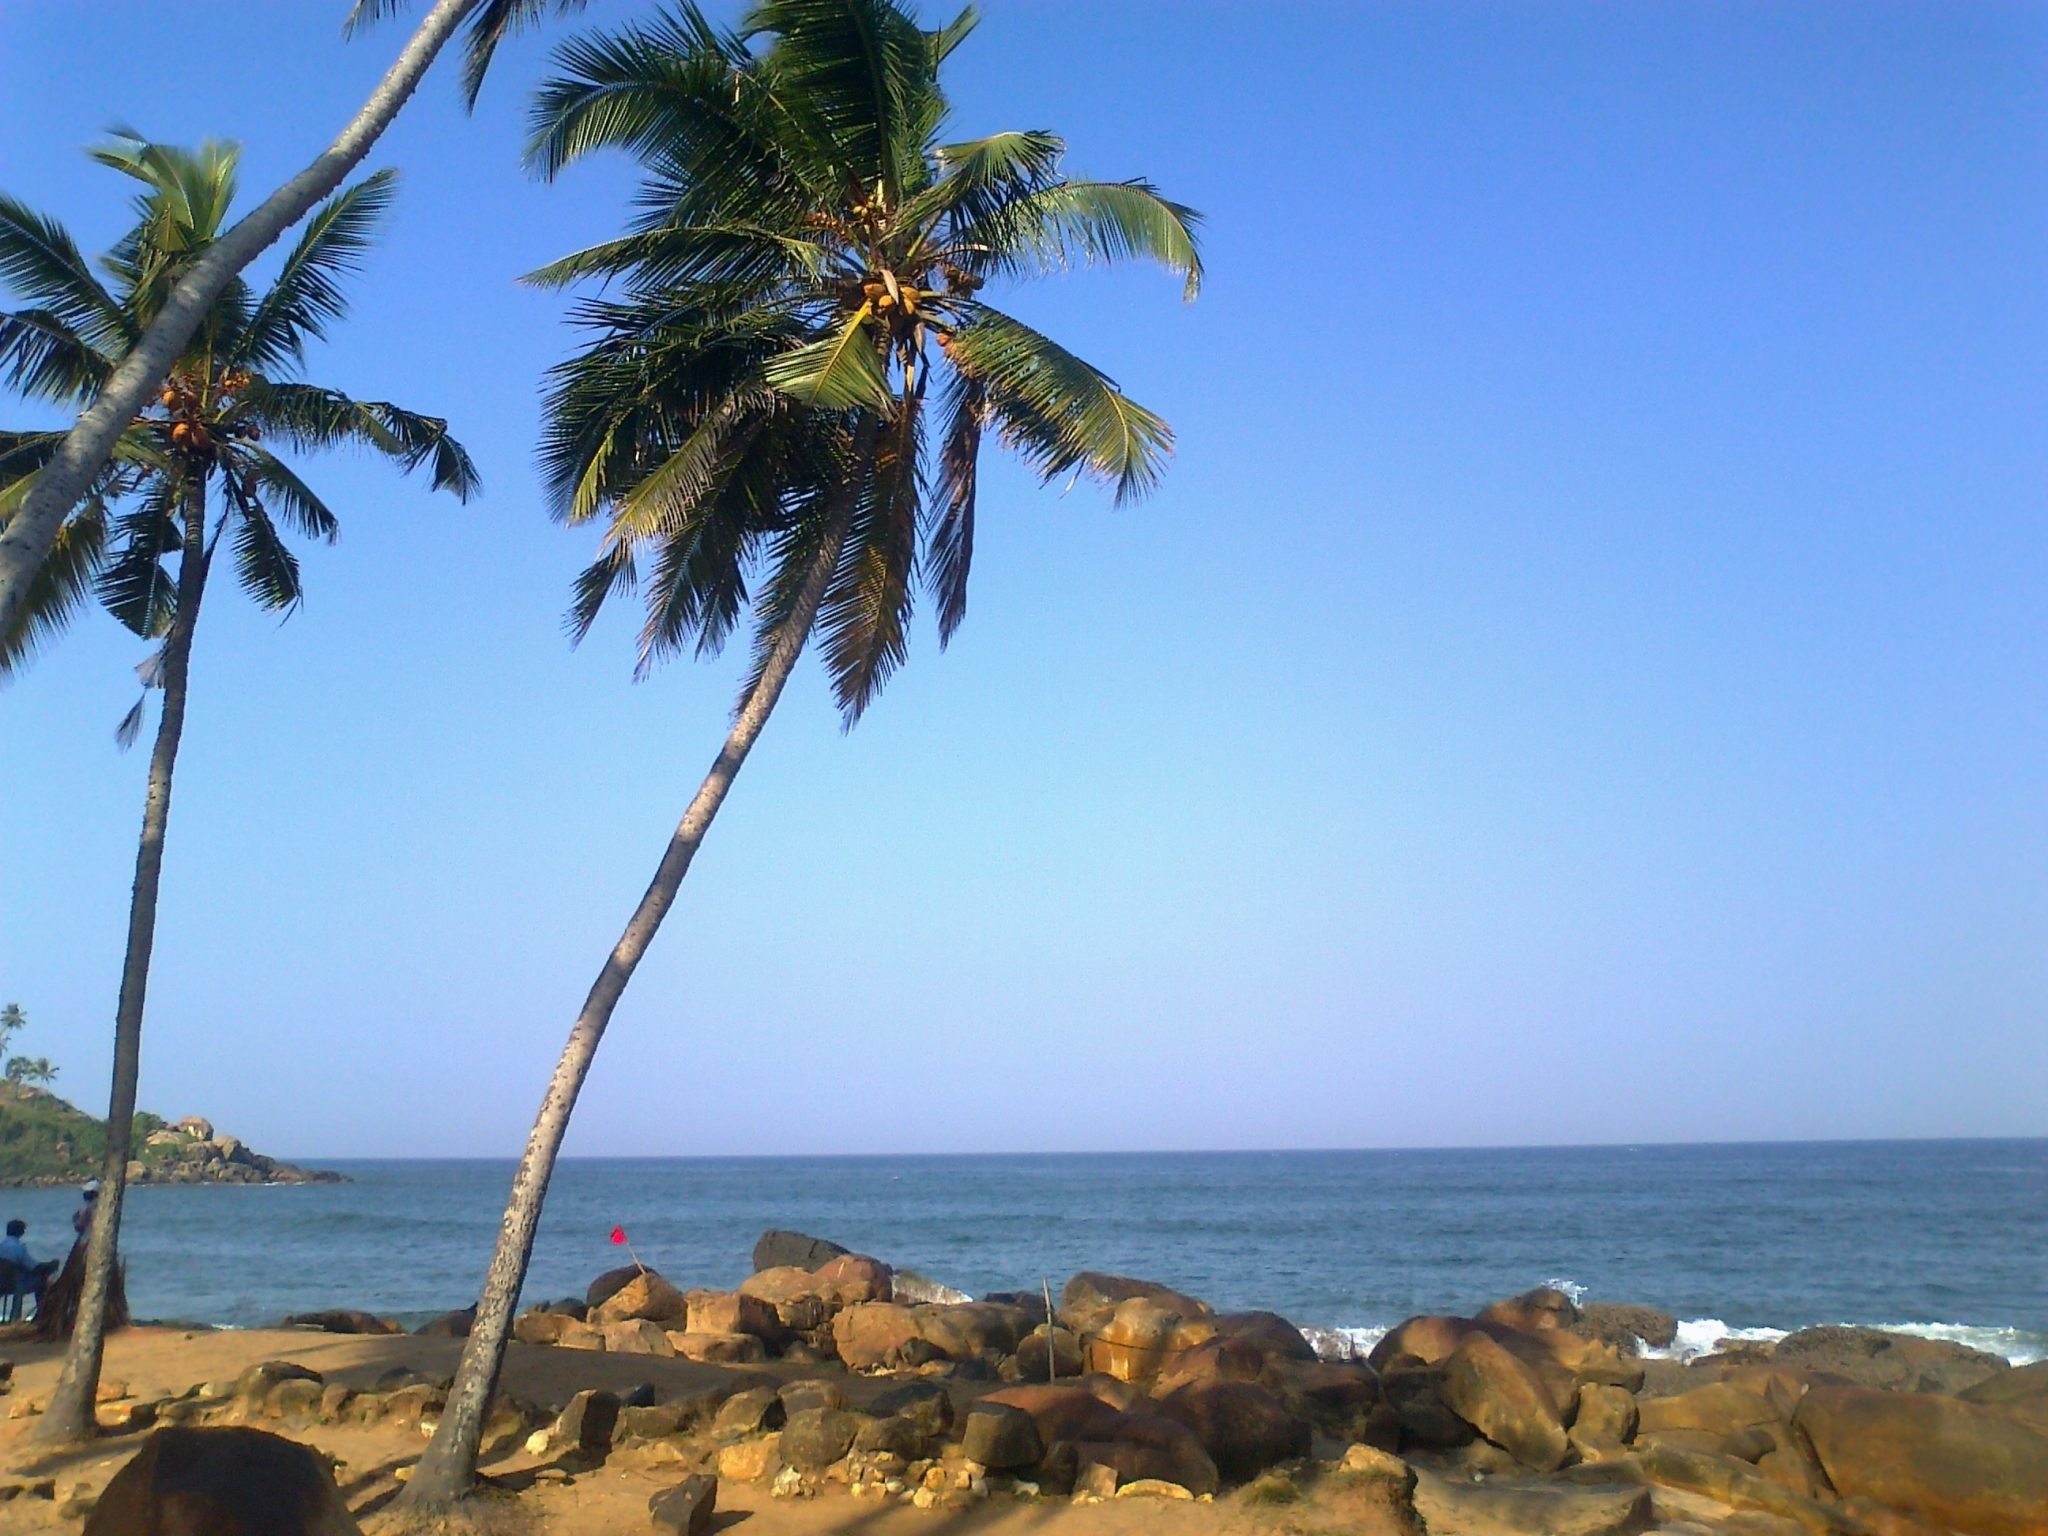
[0,1218,55,1318]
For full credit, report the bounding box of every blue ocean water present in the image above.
[3,1141,2042,1359]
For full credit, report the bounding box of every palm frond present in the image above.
[0,194,130,355]
[345,0,596,109]
[761,307,891,409]
[565,540,638,645]
[237,448,341,542]
[236,170,397,370]
[953,179,1203,300]
[941,303,1171,502]
[0,494,105,678]
[94,486,184,639]
[927,370,981,645]
[816,396,920,722]
[223,488,304,613]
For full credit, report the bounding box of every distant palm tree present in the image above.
[0,1003,24,1061]
[0,0,589,644]
[0,135,477,1446]
[403,0,1199,1505]
[5,1057,57,1088]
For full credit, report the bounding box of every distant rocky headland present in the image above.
[0,1084,342,1187]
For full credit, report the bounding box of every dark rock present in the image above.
[1382,1363,1476,1449]
[980,1290,1054,1325]
[853,1414,928,1458]
[916,1301,1037,1362]
[1573,1303,1679,1355]
[1155,1380,1311,1483]
[622,1383,659,1410]
[712,1387,785,1438]
[648,1475,716,1536]
[777,1379,848,1416]
[1263,1358,1383,1439]
[554,1389,621,1455]
[778,1407,861,1470]
[235,1362,323,1401]
[1795,1384,2048,1536]
[1015,1324,1086,1382]
[280,1311,402,1337]
[752,1229,849,1273]
[961,1401,1044,1471]
[413,1305,475,1338]
[1772,1325,2011,1396]
[869,1379,955,1435]
[1412,1474,1652,1536]
[1074,1411,1220,1498]
[985,1384,1126,1446]
[1210,1310,1317,1363]
[83,1427,360,1536]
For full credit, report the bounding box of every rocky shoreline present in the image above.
[216,1225,2044,1536]
[0,1113,342,1188]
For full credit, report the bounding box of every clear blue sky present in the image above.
[2,2,2043,1158]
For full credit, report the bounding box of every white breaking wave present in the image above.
[1300,1314,2045,1367]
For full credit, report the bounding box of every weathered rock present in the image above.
[962,1401,1044,1470]
[716,1436,781,1483]
[1961,1358,2048,1431]
[832,1302,922,1369]
[1059,1272,1213,1334]
[1635,1380,1780,1438]
[853,1413,927,1458]
[83,1427,359,1536]
[917,1302,1037,1362]
[1339,1441,1416,1494]
[1156,1380,1310,1483]
[684,1289,786,1344]
[514,1311,602,1349]
[813,1253,893,1304]
[267,1379,324,1421]
[595,1271,688,1326]
[1630,1443,1857,1536]
[665,1331,765,1364]
[779,1407,861,1470]
[1074,1411,1220,1498]
[711,1386,785,1438]
[753,1230,850,1273]
[1015,1325,1085,1381]
[1573,1303,1679,1355]
[870,1380,955,1435]
[1412,1472,1652,1536]
[778,1380,848,1416]
[1572,1382,1639,1452]
[648,1475,716,1536]
[281,1311,401,1337]
[587,1265,647,1310]
[1265,1358,1383,1439]
[1085,1296,1208,1383]
[1772,1326,2010,1396]
[1795,1384,2048,1536]
[1370,1315,1481,1372]
[234,1362,322,1402]
[1478,1286,1581,1334]
[604,1320,677,1357]
[1381,1363,1476,1448]
[414,1306,475,1338]
[553,1389,621,1455]
[1211,1311,1318,1362]
[984,1383,1127,1446]
[1438,1331,1568,1471]
[1154,1335,1269,1392]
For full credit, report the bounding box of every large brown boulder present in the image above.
[1478,1286,1581,1334]
[984,1384,1127,1446]
[1155,1380,1311,1483]
[916,1301,1036,1362]
[587,1264,648,1309]
[1059,1272,1212,1334]
[1635,1380,1783,1438]
[85,1428,360,1536]
[1438,1331,1568,1471]
[1795,1384,2048,1536]
[685,1289,786,1345]
[1264,1358,1383,1438]
[282,1310,402,1337]
[1210,1311,1317,1363]
[1073,1411,1221,1497]
[831,1302,921,1369]
[812,1253,892,1304]
[1772,1326,2010,1396]
[1380,1363,1477,1449]
[1084,1296,1213,1383]
[594,1270,688,1326]
[1962,1359,2048,1431]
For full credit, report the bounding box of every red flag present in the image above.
[610,1225,627,1245]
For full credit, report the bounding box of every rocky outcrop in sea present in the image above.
[127,1116,343,1186]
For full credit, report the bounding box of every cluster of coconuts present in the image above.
[157,369,257,455]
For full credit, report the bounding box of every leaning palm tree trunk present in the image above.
[401,503,854,1508]
[32,482,211,1446]
[0,0,472,643]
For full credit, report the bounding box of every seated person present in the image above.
[0,1219,57,1314]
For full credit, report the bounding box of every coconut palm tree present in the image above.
[4,1058,57,1088]
[0,0,585,648]
[0,135,477,1445]
[402,0,1200,1505]
[0,1004,25,1062]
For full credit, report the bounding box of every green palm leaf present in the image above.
[222,486,304,613]
[761,307,892,409]
[0,493,104,677]
[237,170,398,370]
[942,303,1171,502]
[0,195,130,357]
[954,179,1203,300]
[94,486,183,639]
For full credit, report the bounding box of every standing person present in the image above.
[71,1181,99,1245]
